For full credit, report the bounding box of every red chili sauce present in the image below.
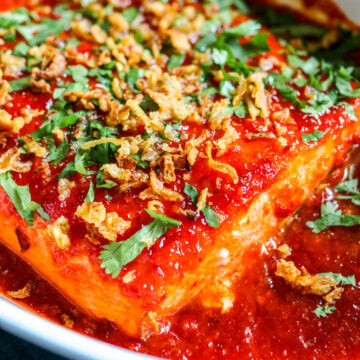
[1,1,360,359]
[1,150,360,360]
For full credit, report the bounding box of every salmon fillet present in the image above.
[1,0,360,338]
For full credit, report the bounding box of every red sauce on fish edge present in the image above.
[1,0,360,359]
[1,155,360,359]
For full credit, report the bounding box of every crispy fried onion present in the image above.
[0,148,32,174]
[75,202,130,242]
[233,72,270,120]
[205,142,238,184]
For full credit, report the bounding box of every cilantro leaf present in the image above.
[212,48,228,66]
[46,138,70,165]
[335,69,360,98]
[335,178,360,205]
[0,171,49,226]
[167,53,185,71]
[184,182,219,228]
[195,33,217,52]
[184,182,198,204]
[268,74,304,107]
[121,7,139,23]
[202,205,220,228]
[223,20,261,37]
[99,209,181,278]
[95,170,117,188]
[219,80,235,98]
[288,54,319,76]
[66,65,89,83]
[301,130,325,143]
[31,110,87,140]
[234,32,270,62]
[339,102,357,122]
[18,8,74,46]
[306,200,360,233]
[84,180,95,202]
[301,89,337,116]
[0,8,29,29]
[13,42,30,57]
[9,76,31,93]
[314,305,335,318]
[126,68,144,93]
[139,94,159,112]
[129,153,149,170]
[318,272,357,286]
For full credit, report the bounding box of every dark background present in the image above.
[0,329,65,360]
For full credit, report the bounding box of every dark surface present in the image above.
[0,329,66,360]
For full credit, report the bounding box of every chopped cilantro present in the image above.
[335,70,360,98]
[95,170,117,189]
[18,7,74,46]
[184,182,198,204]
[31,110,87,140]
[212,48,228,66]
[140,94,159,112]
[222,19,260,37]
[294,76,308,87]
[339,102,357,122]
[288,54,319,76]
[234,32,270,62]
[234,102,249,118]
[268,74,304,107]
[66,65,89,83]
[59,151,94,179]
[301,89,337,116]
[335,178,360,205]
[126,68,144,93]
[167,53,185,71]
[306,200,360,233]
[184,182,220,228]
[46,138,70,166]
[99,209,181,278]
[318,272,357,286]
[195,33,217,52]
[301,130,325,143]
[13,42,30,57]
[314,305,335,318]
[219,80,235,98]
[195,19,268,63]
[0,8,29,29]
[121,7,139,23]
[84,181,95,202]
[129,153,149,170]
[3,32,16,43]
[9,76,31,93]
[0,171,49,226]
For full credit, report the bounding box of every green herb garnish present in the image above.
[0,171,49,225]
[306,200,360,233]
[301,130,325,143]
[184,182,219,228]
[99,209,181,278]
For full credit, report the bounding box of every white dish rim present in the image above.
[0,296,157,360]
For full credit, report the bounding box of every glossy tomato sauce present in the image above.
[1,151,360,360]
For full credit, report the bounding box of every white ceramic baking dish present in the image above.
[0,296,156,359]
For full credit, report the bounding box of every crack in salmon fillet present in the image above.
[1,0,360,338]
